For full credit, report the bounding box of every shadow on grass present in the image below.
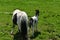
[30,31,41,39]
[13,32,22,40]
[13,32,28,40]
[13,31,41,40]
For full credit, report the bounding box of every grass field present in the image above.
[0,0,60,40]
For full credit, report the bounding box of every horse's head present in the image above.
[35,10,39,16]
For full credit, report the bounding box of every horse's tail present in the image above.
[21,18,28,40]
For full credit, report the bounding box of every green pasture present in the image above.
[0,0,60,40]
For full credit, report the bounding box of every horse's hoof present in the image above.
[11,32,14,35]
[11,33,14,35]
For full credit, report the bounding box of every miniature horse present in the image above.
[29,10,39,37]
[11,9,28,40]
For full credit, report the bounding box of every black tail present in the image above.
[21,20,28,40]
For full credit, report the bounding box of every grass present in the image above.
[0,0,60,40]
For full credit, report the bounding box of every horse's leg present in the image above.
[18,23,21,32]
[27,25,30,36]
[32,22,34,37]
[11,13,17,35]
[11,24,15,35]
[36,21,38,31]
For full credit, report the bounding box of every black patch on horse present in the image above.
[29,18,33,28]
[13,13,17,25]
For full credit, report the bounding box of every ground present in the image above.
[0,0,60,40]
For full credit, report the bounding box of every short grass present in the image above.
[0,0,60,40]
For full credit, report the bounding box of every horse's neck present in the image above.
[35,15,38,18]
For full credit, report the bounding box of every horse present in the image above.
[29,10,39,37]
[11,9,28,40]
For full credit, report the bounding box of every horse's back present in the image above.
[17,11,28,21]
[12,9,28,25]
[32,16,38,21]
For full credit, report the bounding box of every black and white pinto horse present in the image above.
[11,9,28,40]
[29,10,39,37]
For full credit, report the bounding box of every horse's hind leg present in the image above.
[11,24,15,35]
[11,13,17,35]
[35,22,38,31]
[32,22,34,37]
[17,23,21,32]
